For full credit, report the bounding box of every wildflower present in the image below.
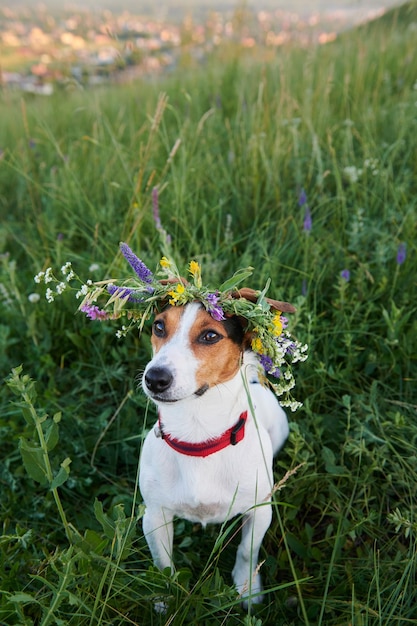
[160,257,171,269]
[107,284,146,302]
[89,263,100,272]
[152,187,161,229]
[116,325,128,338]
[206,292,225,321]
[34,271,45,284]
[61,262,72,276]
[251,337,265,354]
[396,242,406,265]
[298,188,307,206]
[189,260,202,287]
[259,354,280,378]
[44,268,53,284]
[303,206,312,233]
[28,293,41,303]
[168,283,185,305]
[271,313,283,336]
[343,166,362,184]
[76,284,89,299]
[80,303,109,320]
[340,269,351,281]
[56,282,67,294]
[45,288,55,303]
[301,279,308,297]
[119,242,153,284]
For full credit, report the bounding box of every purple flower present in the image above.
[259,354,280,378]
[206,292,225,321]
[284,341,296,355]
[341,269,350,282]
[81,304,109,321]
[119,243,153,284]
[152,187,161,230]
[107,284,151,301]
[396,242,406,265]
[298,188,307,206]
[302,279,308,297]
[303,206,312,233]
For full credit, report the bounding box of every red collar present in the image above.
[157,411,248,458]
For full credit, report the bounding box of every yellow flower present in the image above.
[168,283,185,305]
[160,257,171,269]
[189,260,202,287]
[189,260,200,275]
[271,313,283,336]
[251,337,264,354]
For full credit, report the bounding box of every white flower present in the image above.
[116,325,127,338]
[61,262,72,276]
[34,271,45,283]
[56,282,66,294]
[45,288,55,303]
[76,284,89,299]
[343,166,362,184]
[44,268,53,284]
[65,270,75,282]
[28,293,41,303]
[89,263,100,272]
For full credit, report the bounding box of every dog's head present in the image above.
[142,290,295,405]
[142,302,246,404]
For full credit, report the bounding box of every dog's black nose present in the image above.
[144,367,173,394]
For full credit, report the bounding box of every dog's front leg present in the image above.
[232,502,272,606]
[142,506,174,572]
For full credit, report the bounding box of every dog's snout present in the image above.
[144,366,173,394]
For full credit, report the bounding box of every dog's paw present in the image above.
[154,599,168,614]
[233,569,264,607]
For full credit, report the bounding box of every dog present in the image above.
[139,299,290,606]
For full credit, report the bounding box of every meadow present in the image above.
[1,3,416,624]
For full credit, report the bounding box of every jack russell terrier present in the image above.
[139,297,293,606]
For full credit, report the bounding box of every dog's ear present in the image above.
[231,287,296,313]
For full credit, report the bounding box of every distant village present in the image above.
[0,4,386,94]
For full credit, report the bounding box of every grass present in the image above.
[1,3,417,624]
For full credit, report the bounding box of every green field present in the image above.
[1,3,416,625]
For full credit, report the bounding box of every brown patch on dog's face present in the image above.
[151,307,183,354]
[189,307,244,390]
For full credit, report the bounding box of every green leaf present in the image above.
[19,438,48,485]
[50,457,71,490]
[45,419,59,452]
[8,592,39,605]
[219,267,253,292]
[12,402,35,426]
[94,499,115,540]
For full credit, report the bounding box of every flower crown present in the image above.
[34,243,307,411]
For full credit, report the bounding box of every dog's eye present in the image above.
[199,330,221,344]
[153,320,166,337]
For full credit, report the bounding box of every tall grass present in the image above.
[1,4,416,624]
